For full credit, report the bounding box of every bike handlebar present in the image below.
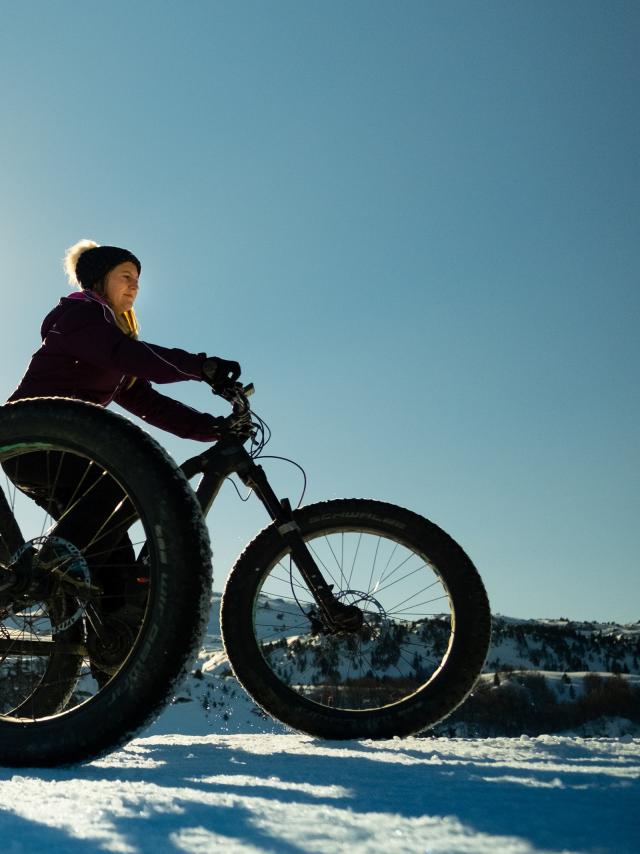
[213,382,256,440]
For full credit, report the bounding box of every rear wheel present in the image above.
[0,398,212,766]
[222,499,491,739]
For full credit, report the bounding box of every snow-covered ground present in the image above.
[0,731,638,853]
[1,602,638,853]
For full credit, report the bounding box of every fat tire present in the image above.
[0,398,212,766]
[221,499,491,739]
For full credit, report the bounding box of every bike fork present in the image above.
[237,459,362,631]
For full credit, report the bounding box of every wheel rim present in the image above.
[252,526,455,713]
[0,444,150,720]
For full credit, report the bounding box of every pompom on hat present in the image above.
[64,239,141,289]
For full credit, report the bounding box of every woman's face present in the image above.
[104,262,139,313]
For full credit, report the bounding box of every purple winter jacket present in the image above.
[7,291,221,441]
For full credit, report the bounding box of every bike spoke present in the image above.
[251,523,460,713]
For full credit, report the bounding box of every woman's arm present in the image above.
[46,301,207,384]
[116,378,223,441]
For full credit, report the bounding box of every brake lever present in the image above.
[210,381,254,402]
[212,382,256,440]
[221,410,256,440]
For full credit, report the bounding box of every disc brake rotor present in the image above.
[9,536,92,633]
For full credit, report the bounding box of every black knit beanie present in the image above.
[75,245,141,289]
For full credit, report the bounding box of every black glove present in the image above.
[202,356,242,388]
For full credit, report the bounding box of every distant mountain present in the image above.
[485,614,639,674]
[147,595,640,738]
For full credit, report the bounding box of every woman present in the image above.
[8,238,240,434]
[4,240,240,673]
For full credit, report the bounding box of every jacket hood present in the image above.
[40,292,112,339]
[40,298,76,339]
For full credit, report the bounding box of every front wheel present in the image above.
[221,499,491,739]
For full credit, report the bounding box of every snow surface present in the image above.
[0,732,638,853]
[1,601,638,853]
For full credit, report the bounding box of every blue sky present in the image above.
[1,1,638,622]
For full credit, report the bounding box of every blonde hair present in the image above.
[100,296,139,337]
[120,309,140,337]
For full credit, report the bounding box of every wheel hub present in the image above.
[309,590,388,636]
[86,614,137,674]
[3,536,92,631]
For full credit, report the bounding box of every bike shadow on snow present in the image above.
[0,735,637,854]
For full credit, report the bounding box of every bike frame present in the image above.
[0,396,361,638]
[180,436,361,630]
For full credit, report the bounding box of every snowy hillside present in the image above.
[486,615,639,674]
[146,596,640,739]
